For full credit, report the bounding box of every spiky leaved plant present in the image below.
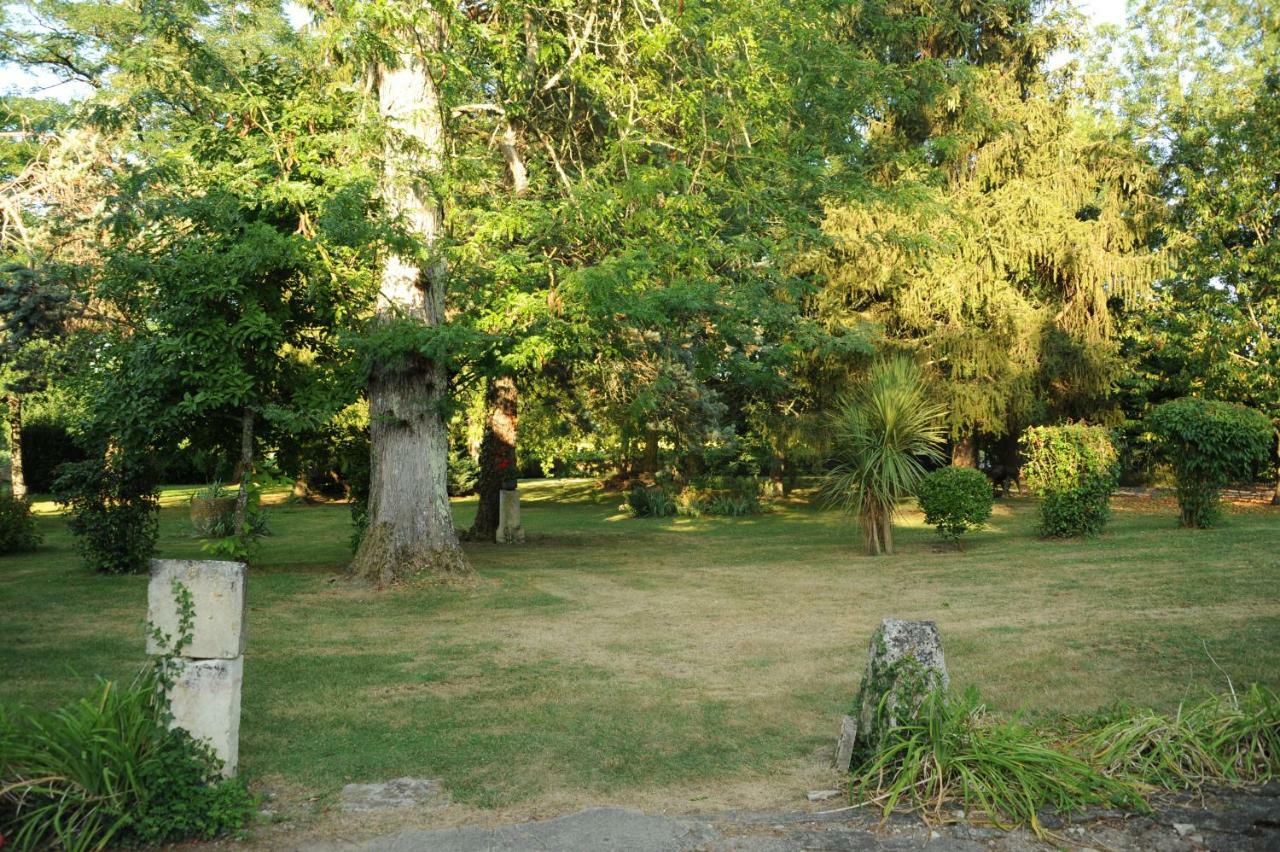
[821,357,947,555]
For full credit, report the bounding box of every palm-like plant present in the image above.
[821,356,947,555]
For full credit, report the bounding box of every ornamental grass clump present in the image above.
[1146,397,1274,528]
[1072,684,1280,789]
[849,687,1145,836]
[1021,424,1118,537]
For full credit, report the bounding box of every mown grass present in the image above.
[1,481,1277,818]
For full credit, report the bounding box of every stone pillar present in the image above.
[146,559,246,777]
[836,618,949,770]
[856,618,948,750]
[497,485,525,544]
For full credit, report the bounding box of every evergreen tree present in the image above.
[819,0,1161,465]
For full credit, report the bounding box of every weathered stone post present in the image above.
[835,618,949,771]
[496,483,525,544]
[146,559,246,777]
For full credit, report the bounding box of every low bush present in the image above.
[0,673,255,851]
[915,467,993,544]
[626,484,677,517]
[1021,424,1118,537]
[1146,397,1274,528]
[846,682,1278,836]
[54,451,160,575]
[194,482,273,562]
[626,477,768,518]
[675,476,766,517]
[0,491,41,554]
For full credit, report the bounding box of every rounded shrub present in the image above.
[1021,424,1119,537]
[1146,397,1274,528]
[54,452,160,574]
[916,466,993,544]
[0,490,41,554]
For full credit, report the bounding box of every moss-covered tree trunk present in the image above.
[7,393,25,500]
[468,375,518,541]
[351,35,467,582]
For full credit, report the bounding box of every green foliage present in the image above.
[448,448,480,498]
[674,477,767,518]
[0,491,40,554]
[0,584,254,851]
[625,484,677,518]
[821,0,1160,445]
[915,467,994,544]
[54,452,159,575]
[1072,684,1280,790]
[1102,3,1279,490]
[16,420,84,492]
[821,357,947,555]
[625,477,768,519]
[1146,398,1274,527]
[1021,424,1119,537]
[198,482,272,562]
[849,687,1145,835]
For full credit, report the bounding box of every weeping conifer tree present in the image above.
[819,0,1162,461]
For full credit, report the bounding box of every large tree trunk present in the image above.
[351,35,467,582]
[468,375,518,541]
[951,432,976,468]
[7,393,24,500]
[1272,430,1279,506]
[233,407,254,538]
[641,428,659,474]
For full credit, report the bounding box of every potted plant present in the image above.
[190,481,237,538]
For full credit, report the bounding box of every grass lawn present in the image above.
[2,480,1278,822]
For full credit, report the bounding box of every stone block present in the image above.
[856,618,949,748]
[340,778,451,812]
[168,656,243,776]
[497,488,525,544]
[147,559,246,659]
[833,714,858,771]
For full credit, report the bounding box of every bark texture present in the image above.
[352,35,467,582]
[233,408,253,537]
[951,432,976,468]
[1273,432,1280,506]
[468,375,518,541]
[7,393,24,500]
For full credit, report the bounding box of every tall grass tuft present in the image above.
[850,688,1146,836]
[1073,684,1280,789]
[0,665,254,851]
